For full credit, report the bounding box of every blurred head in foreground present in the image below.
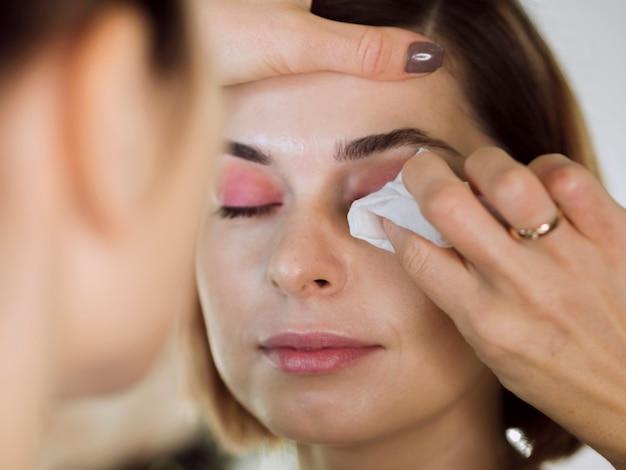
[1,0,218,402]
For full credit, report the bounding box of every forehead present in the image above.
[223,70,477,150]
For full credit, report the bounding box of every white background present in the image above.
[234,2,625,469]
[522,0,626,209]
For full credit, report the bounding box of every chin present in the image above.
[255,392,385,446]
[267,418,376,446]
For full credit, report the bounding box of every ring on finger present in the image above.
[507,207,563,241]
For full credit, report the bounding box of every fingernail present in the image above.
[405,41,444,74]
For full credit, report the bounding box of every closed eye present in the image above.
[217,203,282,219]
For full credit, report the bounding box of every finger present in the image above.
[295,15,444,80]
[528,153,626,244]
[381,218,477,336]
[463,147,572,247]
[401,150,521,277]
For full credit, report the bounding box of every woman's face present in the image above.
[197,69,498,444]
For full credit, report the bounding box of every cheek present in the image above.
[199,235,242,311]
[366,266,487,414]
[198,241,262,400]
[219,166,282,206]
[197,228,262,342]
[198,246,246,369]
[366,256,472,362]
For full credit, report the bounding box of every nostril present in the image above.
[314,279,330,288]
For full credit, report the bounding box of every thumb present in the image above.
[291,14,445,80]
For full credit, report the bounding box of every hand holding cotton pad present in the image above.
[347,149,469,252]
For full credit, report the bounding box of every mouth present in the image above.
[259,332,383,375]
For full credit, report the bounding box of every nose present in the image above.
[267,214,348,299]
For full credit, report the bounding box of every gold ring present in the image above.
[508,207,563,241]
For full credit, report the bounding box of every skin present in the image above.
[205,0,438,84]
[196,69,513,469]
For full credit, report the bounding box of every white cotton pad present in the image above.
[347,171,453,253]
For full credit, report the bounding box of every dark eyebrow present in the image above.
[227,141,272,165]
[335,128,463,162]
[227,128,463,166]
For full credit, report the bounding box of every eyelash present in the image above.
[218,203,282,219]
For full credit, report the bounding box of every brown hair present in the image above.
[193,0,600,468]
[0,0,189,78]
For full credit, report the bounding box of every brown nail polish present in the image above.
[405,41,444,74]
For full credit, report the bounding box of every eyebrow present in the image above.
[228,141,272,165]
[227,128,463,165]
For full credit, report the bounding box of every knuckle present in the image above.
[530,152,568,167]
[400,240,430,279]
[493,165,532,203]
[465,146,509,173]
[356,27,392,78]
[472,316,517,364]
[422,183,467,223]
[544,161,586,198]
[466,146,503,162]
[465,293,515,361]
[463,151,484,178]
[473,321,508,361]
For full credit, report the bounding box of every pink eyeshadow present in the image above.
[353,162,404,198]
[219,166,282,207]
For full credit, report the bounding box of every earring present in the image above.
[505,427,534,458]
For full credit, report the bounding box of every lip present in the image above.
[259,332,383,375]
